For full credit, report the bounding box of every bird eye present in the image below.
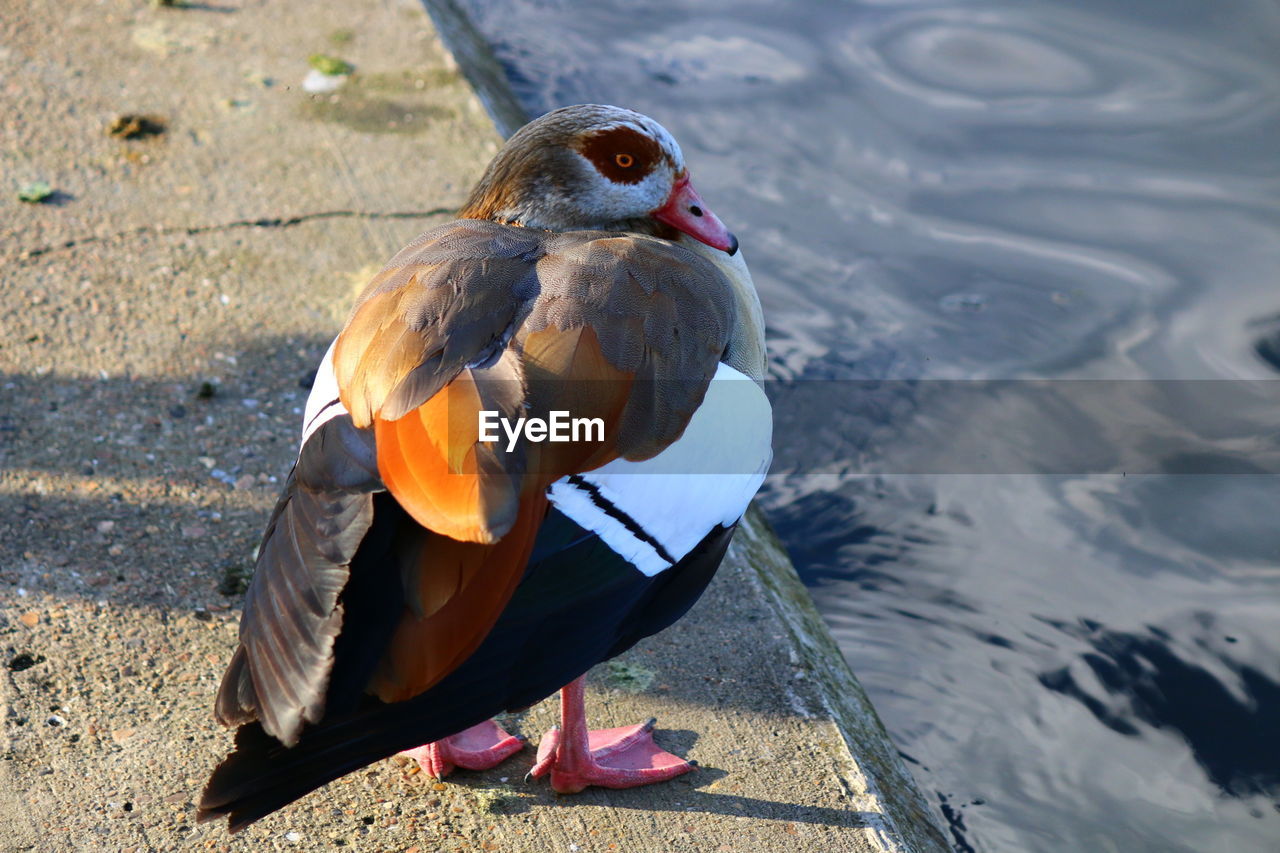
[614,153,635,168]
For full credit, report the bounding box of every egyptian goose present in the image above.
[198,104,772,830]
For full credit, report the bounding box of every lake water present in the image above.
[433,1,1280,850]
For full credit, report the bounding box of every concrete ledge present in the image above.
[1,0,946,849]
[733,506,950,852]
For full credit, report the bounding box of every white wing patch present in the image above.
[548,362,773,576]
[300,339,346,450]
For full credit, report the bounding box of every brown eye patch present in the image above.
[578,126,663,184]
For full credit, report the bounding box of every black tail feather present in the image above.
[198,695,487,832]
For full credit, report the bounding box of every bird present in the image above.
[197,103,772,831]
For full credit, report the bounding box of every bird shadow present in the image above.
[438,755,875,829]
[423,728,872,830]
[31,190,77,207]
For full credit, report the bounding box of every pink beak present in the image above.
[652,173,738,255]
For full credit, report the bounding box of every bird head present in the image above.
[460,104,738,255]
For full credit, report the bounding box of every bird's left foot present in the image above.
[528,719,694,793]
[400,720,524,780]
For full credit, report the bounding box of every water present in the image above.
[432,1,1280,849]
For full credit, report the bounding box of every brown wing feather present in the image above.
[332,220,545,427]
[528,234,734,459]
[213,416,380,746]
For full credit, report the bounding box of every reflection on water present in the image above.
[1256,318,1280,372]
[442,1,1280,849]
[1039,621,1280,799]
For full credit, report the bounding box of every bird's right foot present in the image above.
[529,718,694,794]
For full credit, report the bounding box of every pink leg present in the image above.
[399,719,524,780]
[528,676,695,793]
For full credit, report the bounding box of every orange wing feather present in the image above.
[367,492,548,703]
[374,372,518,545]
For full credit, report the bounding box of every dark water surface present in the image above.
[437,1,1280,850]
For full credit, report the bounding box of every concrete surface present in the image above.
[0,0,948,850]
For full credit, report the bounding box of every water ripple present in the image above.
[838,8,1279,131]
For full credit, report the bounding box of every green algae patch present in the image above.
[300,69,458,135]
[602,659,655,693]
[357,68,462,93]
[301,95,451,135]
[309,54,354,76]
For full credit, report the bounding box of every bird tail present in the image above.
[198,721,369,832]
[196,698,471,832]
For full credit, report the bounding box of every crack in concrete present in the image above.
[8,206,458,263]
